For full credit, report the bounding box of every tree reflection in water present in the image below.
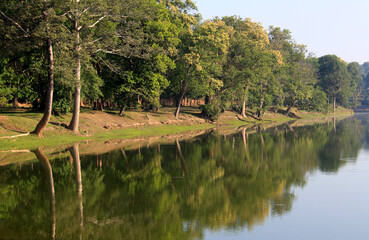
[0,116,365,239]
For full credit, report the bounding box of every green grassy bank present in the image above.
[0,106,353,151]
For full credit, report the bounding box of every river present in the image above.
[0,115,368,239]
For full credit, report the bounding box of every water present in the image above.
[1,115,369,239]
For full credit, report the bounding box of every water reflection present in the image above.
[32,147,55,240]
[0,116,366,239]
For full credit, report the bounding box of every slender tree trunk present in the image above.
[119,106,126,116]
[241,86,248,118]
[12,96,20,108]
[92,100,97,110]
[32,39,54,137]
[175,90,185,119]
[241,101,247,118]
[256,97,265,118]
[96,98,103,111]
[285,99,297,117]
[68,21,81,134]
[99,98,104,111]
[333,95,336,113]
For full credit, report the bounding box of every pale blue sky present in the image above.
[195,0,369,63]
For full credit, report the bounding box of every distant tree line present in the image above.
[0,0,366,135]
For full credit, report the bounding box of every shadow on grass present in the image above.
[0,107,35,115]
[0,123,29,134]
[277,109,301,119]
[180,107,204,118]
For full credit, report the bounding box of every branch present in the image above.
[98,56,120,74]
[0,10,31,37]
[61,24,72,33]
[87,15,107,28]
[88,37,103,45]
[77,15,107,32]
[0,132,30,139]
[80,7,90,15]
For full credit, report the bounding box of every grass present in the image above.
[0,106,354,151]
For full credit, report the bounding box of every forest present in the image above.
[1,0,369,136]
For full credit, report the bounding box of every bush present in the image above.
[200,101,222,121]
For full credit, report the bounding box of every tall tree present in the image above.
[222,17,277,118]
[268,27,318,116]
[318,55,349,112]
[0,0,65,137]
[62,0,175,133]
[170,19,231,118]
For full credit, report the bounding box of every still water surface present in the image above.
[1,115,369,239]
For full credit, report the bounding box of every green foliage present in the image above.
[0,0,365,123]
[200,101,222,121]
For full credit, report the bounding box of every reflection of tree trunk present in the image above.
[242,128,249,163]
[333,117,336,133]
[286,123,297,138]
[69,144,83,229]
[33,147,56,240]
[176,139,187,176]
[32,39,54,137]
[242,128,247,151]
[260,134,266,161]
[120,148,127,159]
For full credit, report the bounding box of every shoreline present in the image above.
[0,107,354,152]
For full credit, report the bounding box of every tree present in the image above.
[346,62,362,108]
[221,17,275,118]
[59,0,158,133]
[170,19,231,118]
[318,55,349,112]
[0,0,66,137]
[268,27,318,116]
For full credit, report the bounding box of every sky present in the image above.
[194,0,369,64]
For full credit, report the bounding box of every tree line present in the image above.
[0,0,367,136]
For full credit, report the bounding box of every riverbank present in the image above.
[0,106,353,151]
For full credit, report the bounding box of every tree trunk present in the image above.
[68,83,81,133]
[241,86,248,118]
[256,97,265,118]
[96,98,104,111]
[32,39,54,137]
[68,21,81,134]
[119,106,126,116]
[241,101,247,118]
[333,95,336,113]
[12,96,20,108]
[285,99,297,117]
[92,100,97,110]
[175,91,185,119]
